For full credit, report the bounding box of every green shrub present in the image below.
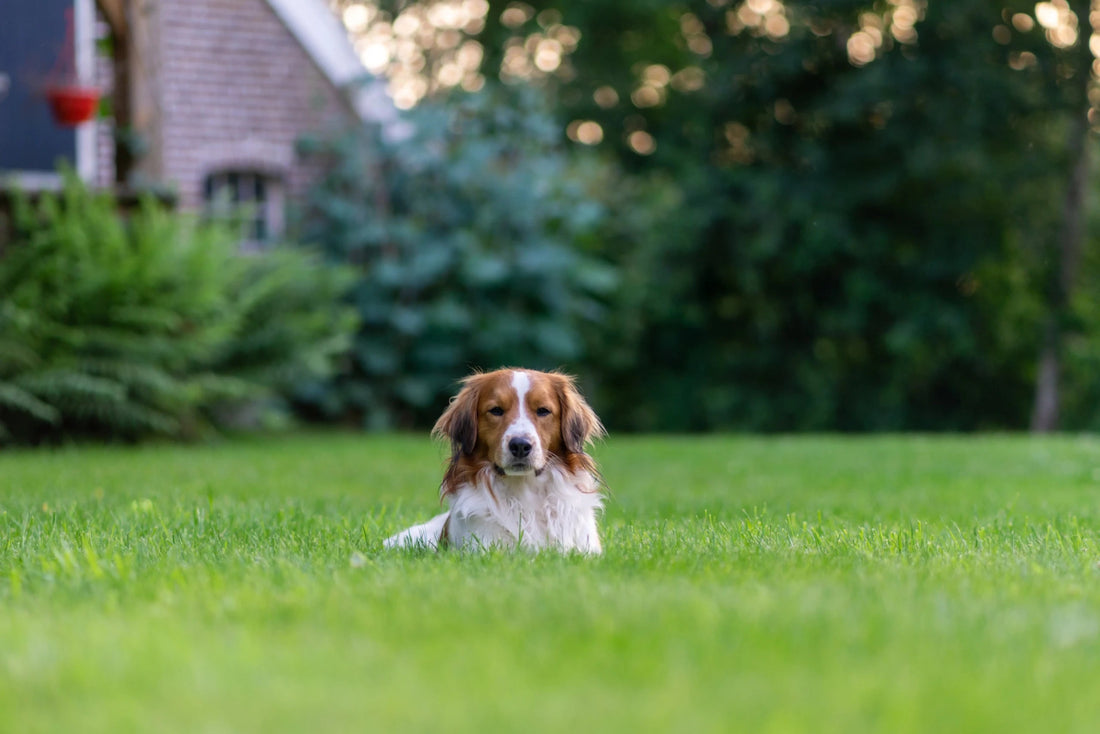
[0,172,356,444]
[297,85,618,429]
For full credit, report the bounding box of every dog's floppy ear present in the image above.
[432,378,480,457]
[556,374,605,454]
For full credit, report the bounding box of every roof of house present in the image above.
[263,0,398,127]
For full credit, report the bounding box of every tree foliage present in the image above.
[326,0,1100,430]
[296,86,621,428]
[478,0,1096,430]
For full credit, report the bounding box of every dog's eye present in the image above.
[487,407,505,416]
[536,407,552,417]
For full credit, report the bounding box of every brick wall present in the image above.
[94,15,114,189]
[97,0,357,210]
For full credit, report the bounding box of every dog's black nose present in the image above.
[509,437,533,459]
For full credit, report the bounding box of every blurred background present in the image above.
[2,0,1100,442]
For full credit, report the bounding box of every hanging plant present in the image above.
[44,84,100,126]
[43,8,100,127]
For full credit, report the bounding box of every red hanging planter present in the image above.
[45,84,100,126]
[43,8,100,127]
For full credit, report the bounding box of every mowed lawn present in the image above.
[4,433,1100,733]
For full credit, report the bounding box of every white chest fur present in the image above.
[384,466,603,554]
[447,466,603,554]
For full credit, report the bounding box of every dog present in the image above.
[384,368,606,554]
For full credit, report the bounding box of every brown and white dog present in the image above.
[384,368,606,554]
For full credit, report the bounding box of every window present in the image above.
[202,170,284,249]
[0,0,97,185]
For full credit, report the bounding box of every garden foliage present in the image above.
[332,0,1100,431]
[297,87,619,428]
[0,174,356,444]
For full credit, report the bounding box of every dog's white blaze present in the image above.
[491,370,546,475]
[505,370,536,445]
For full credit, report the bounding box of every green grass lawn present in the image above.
[4,433,1100,733]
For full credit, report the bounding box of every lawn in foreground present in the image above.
[3,433,1100,733]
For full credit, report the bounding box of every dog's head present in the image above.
[433,368,604,494]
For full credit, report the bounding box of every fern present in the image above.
[0,170,356,445]
[0,383,60,424]
[0,337,40,375]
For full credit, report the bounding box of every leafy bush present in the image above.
[0,173,355,444]
[297,85,618,428]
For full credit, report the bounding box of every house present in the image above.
[0,0,395,243]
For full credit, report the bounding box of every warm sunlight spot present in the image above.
[1035,2,1061,29]
[643,65,672,87]
[576,121,604,145]
[721,122,753,165]
[457,41,483,69]
[461,73,485,92]
[631,86,663,108]
[393,13,421,37]
[737,4,762,28]
[688,35,714,55]
[437,62,464,86]
[765,14,790,39]
[887,0,925,45]
[437,29,463,49]
[859,14,884,43]
[628,131,656,155]
[672,66,706,92]
[390,76,423,109]
[680,12,713,57]
[397,38,421,63]
[343,1,505,108]
[725,122,749,143]
[502,43,533,79]
[891,4,918,28]
[841,1,924,66]
[463,0,489,19]
[993,25,1012,44]
[534,38,563,72]
[555,25,582,52]
[495,24,581,83]
[847,31,877,66]
[1012,13,1036,32]
[501,3,534,28]
[681,13,705,35]
[726,0,790,40]
[1009,51,1038,70]
[426,3,462,28]
[1090,33,1100,58]
[343,4,373,33]
[359,42,391,73]
[537,9,562,28]
[463,14,487,35]
[1052,25,1078,47]
[594,86,619,108]
[1032,0,1078,48]
[727,10,745,34]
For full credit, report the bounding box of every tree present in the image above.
[333,0,1100,431]
[1027,0,1095,431]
